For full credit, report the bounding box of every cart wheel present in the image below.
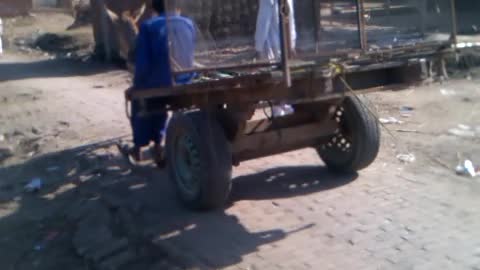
[317,95,380,173]
[166,111,232,210]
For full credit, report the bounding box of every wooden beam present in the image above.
[233,120,337,160]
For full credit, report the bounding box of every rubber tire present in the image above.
[166,110,232,210]
[318,95,380,173]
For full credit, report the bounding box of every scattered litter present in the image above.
[399,106,414,117]
[439,89,456,96]
[31,127,41,135]
[25,178,43,192]
[380,117,404,125]
[93,85,105,89]
[456,160,477,178]
[396,153,416,163]
[399,106,414,112]
[0,134,5,142]
[58,121,70,127]
[448,124,476,138]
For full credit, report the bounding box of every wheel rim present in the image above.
[173,133,201,197]
[320,106,355,162]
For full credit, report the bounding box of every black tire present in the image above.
[317,95,380,173]
[166,110,232,210]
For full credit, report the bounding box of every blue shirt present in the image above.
[133,15,196,89]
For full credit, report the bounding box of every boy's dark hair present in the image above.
[152,0,165,14]
[152,0,179,14]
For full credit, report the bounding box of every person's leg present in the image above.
[150,111,168,164]
[129,101,152,161]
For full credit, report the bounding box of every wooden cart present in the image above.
[127,0,457,210]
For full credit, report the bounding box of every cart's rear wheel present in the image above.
[166,111,232,210]
[317,95,380,173]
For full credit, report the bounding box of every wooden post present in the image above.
[96,0,112,61]
[278,0,292,88]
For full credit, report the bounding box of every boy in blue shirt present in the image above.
[126,0,195,164]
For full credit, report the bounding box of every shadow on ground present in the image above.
[0,58,118,82]
[0,139,356,270]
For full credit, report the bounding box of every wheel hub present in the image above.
[174,134,201,195]
[322,106,353,153]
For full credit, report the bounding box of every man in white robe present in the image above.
[0,17,3,56]
[255,0,296,61]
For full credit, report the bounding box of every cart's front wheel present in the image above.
[317,95,380,173]
[166,111,232,210]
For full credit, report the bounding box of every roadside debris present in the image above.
[396,153,416,163]
[439,88,456,96]
[0,134,5,142]
[448,124,476,138]
[456,160,478,178]
[399,106,414,117]
[380,117,404,125]
[25,178,43,192]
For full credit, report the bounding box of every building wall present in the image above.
[32,0,58,8]
[0,0,32,17]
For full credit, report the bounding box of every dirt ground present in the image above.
[1,12,480,270]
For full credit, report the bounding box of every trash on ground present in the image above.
[0,134,5,142]
[399,106,414,113]
[456,160,477,178]
[396,153,416,163]
[440,89,456,96]
[448,124,476,138]
[380,117,404,125]
[25,178,43,192]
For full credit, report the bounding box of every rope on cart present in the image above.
[330,62,398,141]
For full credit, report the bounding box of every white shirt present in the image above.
[254,0,296,61]
[0,17,3,55]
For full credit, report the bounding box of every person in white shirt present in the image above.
[255,0,296,61]
[0,17,3,56]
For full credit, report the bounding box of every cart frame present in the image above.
[126,0,458,209]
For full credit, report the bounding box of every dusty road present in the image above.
[1,50,480,270]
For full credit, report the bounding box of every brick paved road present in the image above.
[130,84,480,270]
[134,146,480,270]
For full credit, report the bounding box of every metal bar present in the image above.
[278,0,292,87]
[450,0,458,45]
[172,62,279,75]
[356,0,368,51]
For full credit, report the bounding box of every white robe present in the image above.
[255,0,296,61]
[0,17,3,55]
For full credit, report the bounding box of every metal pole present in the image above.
[278,0,292,87]
[449,0,458,45]
[356,0,368,51]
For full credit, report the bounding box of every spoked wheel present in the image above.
[317,95,380,173]
[166,110,232,210]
